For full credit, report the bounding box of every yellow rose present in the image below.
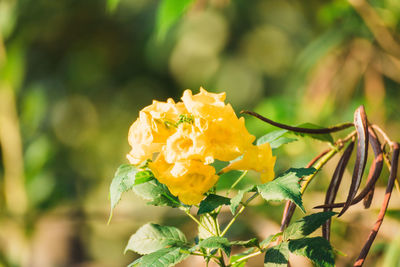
[222,143,276,183]
[149,154,218,205]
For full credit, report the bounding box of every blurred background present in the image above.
[1,0,400,266]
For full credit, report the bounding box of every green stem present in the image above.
[221,192,258,237]
[230,171,248,191]
[184,209,215,236]
[229,250,263,266]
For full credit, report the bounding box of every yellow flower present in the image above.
[182,88,256,161]
[222,143,276,183]
[127,98,185,165]
[163,123,213,164]
[149,154,218,205]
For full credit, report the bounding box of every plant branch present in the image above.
[241,110,354,134]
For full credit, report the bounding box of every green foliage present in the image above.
[256,130,297,150]
[230,238,258,248]
[109,164,138,221]
[264,242,289,267]
[257,168,316,213]
[136,247,189,267]
[156,0,195,40]
[198,236,231,256]
[132,178,181,207]
[288,237,335,267]
[230,189,247,214]
[197,194,231,215]
[292,123,334,143]
[260,233,283,248]
[283,211,336,241]
[125,223,188,255]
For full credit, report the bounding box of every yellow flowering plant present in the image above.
[108,88,400,267]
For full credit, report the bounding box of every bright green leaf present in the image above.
[283,211,336,241]
[270,137,297,149]
[264,242,289,267]
[109,164,138,222]
[257,168,316,213]
[198,194,231,215]
[292,123,334,143]
[198,214,216,239]
[138,247,189,267]
[125,223,187,255]
[257,130,297,150]
[257,130,288,145]
[199,236,231,256]
[156,0,195,40]
[288,237,335,267]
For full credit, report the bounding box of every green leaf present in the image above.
[156,0,195,40]
[230,238,258,248]
[197,194,231,215]
[199,236,231,256]
[133,179,181,207]
[257,130,297,150]
[264,242,289,267]
[230,187,254,214]
[138,247,189,267]
[125,223,187,255]
[230,248,256,267]
[127,257,141,267]
[109,164,138,222]
[270,137,297,149]
[292,123,334,143]
[288,237,335,267]
[257,130,288,145]
[283,211,336,241]
[198,214,216,239]
[134,170,155,185]
[257,168,316,213]
[260,232,283,248]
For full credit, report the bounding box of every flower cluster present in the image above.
[127,88,276,204]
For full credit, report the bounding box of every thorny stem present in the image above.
[221,192,258,237]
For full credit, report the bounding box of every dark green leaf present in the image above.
[198,194,231,215]
[125,223,187,255]
[109,164,138,222]
[257,168,316,213]
[230,238,258,248]
[133,179,181,207]
[284,212,336,241]
[288,237,335,267]
[139,247,189,267]
[199,236,231,256]
[292,123,334,143]
[264,242,289,267]
[156,0,195,40]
